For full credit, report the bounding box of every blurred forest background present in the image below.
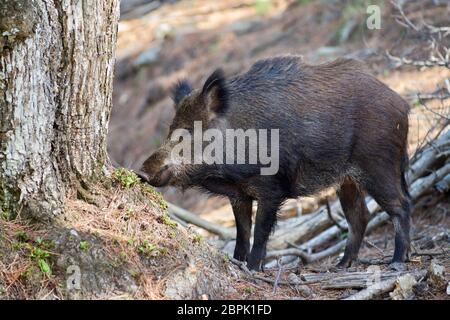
[110,0,449,219]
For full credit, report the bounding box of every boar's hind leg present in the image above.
[362,166,411,266]
[247,199,282,271]
[230,198,253,262]
[336,178,370,268]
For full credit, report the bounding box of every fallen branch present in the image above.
[343,270,427,300]
[266,240,347,264]
[168,203,235,240]
[272,258,283,294]
[322,270,409,290]
[387,51,450,68]
[267,201,343,250]
[408,131,450,181]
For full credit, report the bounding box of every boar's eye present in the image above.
[171,80,192,107]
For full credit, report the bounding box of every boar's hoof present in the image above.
[328,265,345,273]
[334,258,353,270]
[233,252,248,262]
[389,262,407,272]
[246,259,262,271]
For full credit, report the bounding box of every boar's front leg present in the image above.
[230,198,253,262]
[247,199,282,271]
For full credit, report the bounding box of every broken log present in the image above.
[322,270,408,289]
[343,270,427,300]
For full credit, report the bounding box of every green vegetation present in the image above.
[15,230,29,242]
[37,257,51,275]
[342,0,367,20]
[296,0,312,5]
[126,207,135,218]
[119,251,127,261]
[0,209,10,220]
[28,244,52,276]
[244,287,256,294]
[12,234,54,277]
[114,168,140,188]
[254,0,272,15]
[159,213,177,228]
[169,231,177,239]
[0,183,21,220]
[192,234,203,243]
[79,240,89,251]
[142,184,168,210]
[137,240,168,258]
[35,237,55,250]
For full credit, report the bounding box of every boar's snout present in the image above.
[140,151,173,187]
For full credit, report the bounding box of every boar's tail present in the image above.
[400,150,410,199]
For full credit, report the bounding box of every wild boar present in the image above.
[139,55,411,271]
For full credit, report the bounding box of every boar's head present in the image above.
[140,69,228,187]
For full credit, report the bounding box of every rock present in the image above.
[164,255,236,299]
[222,240,236,257]
[428,259,446,289]
[165,263,199,299]
[446,282,450,295]
[55,229,138,299]
[389,274,417,300]
[69,229,80,238]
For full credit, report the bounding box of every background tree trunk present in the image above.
[0,0,120,221]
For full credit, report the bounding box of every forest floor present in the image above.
[1,0,448,300]
[1,166,447,300]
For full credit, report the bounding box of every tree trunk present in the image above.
[0,0,120,221]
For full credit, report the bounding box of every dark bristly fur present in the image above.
[141,55,411,271]
[171,80,193,106]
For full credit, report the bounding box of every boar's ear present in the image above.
[171,80,193,108]
[201,69,228,115]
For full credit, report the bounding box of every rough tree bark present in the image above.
[0,0,120,221]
